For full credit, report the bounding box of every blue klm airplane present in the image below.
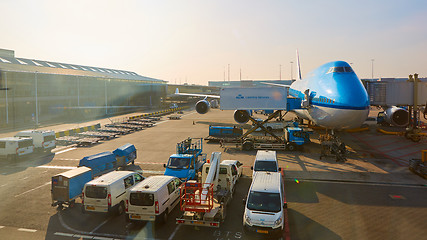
[176,53,371,130]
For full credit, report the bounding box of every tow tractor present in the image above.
[176,152,232,228]
[164,138,207,181]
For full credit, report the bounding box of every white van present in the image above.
[243,172,285,236]
[82,171,144,215]
[251,150,281,176]
[0,137,34,160]
[15,130,56,152]
[126,175,181,224]
[202,160,243,194]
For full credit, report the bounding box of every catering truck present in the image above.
[164,138,206,181]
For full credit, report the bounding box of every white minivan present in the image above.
[15,130,56,152]
[251,150,281,176]
[243,172,285,236]
[126,175,181,224]
[0,137,34,160]
[82,171,144,215]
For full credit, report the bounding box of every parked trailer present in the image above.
[205,126,243,142]
[78,152,117,177]
[113,143,137,167]
[51,167,92,209]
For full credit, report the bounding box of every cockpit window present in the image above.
[344,67,353,72]
[327,66,354,74]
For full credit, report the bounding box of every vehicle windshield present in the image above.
[85,186,107,199]
[167,157,190,169]
[247,191,281,212]
[254,161,277,172]
[130,192,154,206]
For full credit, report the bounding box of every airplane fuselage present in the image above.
[289,61,370,129]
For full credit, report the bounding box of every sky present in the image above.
[1,0,427,85]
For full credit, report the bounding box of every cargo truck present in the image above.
[220,127,311,151]
[164,138,206,181]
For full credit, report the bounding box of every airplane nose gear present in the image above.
[319,132,347,162]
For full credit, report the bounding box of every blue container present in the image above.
[51,167,92,205]
[209,126,243,138]
[113,143,137,167]
[78,151,116,176]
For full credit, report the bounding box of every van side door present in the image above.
[168,178,181,210]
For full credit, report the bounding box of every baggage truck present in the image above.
[113,143,137,167]
[78,152,117,177]
[51,167,92,209]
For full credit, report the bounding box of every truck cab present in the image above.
[164,153,206,181]
[284,127,311,151]
[164,138,207,181]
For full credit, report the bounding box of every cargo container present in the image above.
[51,167,92,208]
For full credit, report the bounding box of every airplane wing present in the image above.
[261,82,291,88]
[174,88,220,99]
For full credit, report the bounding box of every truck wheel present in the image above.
[267,126,273,131]
[117,202,125,215]
[242,141,253,151]
[162,209,168,224]
[287,143,296,151]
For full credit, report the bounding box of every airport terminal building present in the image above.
[0,49,167,130]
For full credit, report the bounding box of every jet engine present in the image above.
[384,106,409,127]
[234,110,251,124]
[195,99,210,114]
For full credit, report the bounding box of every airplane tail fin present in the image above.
[175,88,179,94]
[296,49,302,80]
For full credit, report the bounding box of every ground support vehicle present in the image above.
[51,167,92,209]
[176,152,232,228]
[15,130,56,153]
[82,171,144,215]
[220,127,310,151]
[125,176,181,224]
[0,137,34,161]
[113,143,137,167]
[409,150,427,179]
[202,159,242,195]
[164,138,207,181]
[78,152,118,177]
[204,126,243,142]
[319,134,347,162]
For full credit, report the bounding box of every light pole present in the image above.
[290,61,293,80]
[279,65,282,80]
[371,59,374,81]
[35,71,38,127]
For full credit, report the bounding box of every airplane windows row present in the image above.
[327,66,354,74]
[317,98,335,104]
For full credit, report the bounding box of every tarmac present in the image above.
[0,107,426,240]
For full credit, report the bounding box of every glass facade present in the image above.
[0,69,166,130]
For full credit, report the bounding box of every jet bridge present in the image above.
[367,79,427,106]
